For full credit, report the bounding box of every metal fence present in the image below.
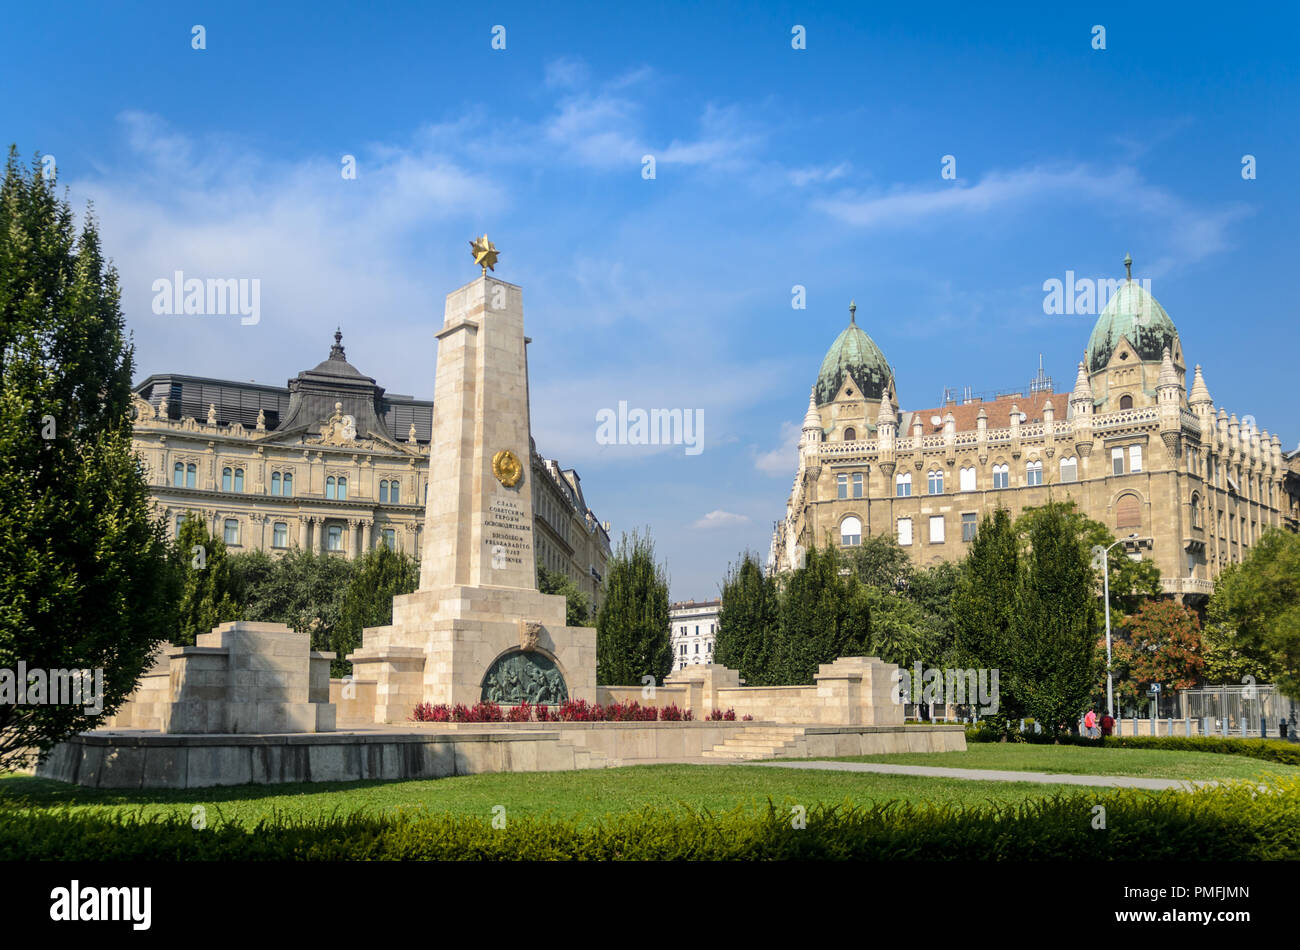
[1174,684,1297,737]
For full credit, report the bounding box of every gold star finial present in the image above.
[470,234,500,276]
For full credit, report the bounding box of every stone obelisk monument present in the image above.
[347,237,596,721]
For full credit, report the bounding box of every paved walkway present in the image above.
[742,759,1208,791]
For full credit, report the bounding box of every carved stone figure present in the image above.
[480,650,568,705]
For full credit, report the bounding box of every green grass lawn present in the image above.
[0,764,1103,828]
[827,743,1300,782]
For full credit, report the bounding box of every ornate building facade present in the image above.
[769,260,1293,603]
[129,331,611,608]
[669,599,720,671]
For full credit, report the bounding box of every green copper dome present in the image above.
[815,303,892,406]
[1085,270,1179,374]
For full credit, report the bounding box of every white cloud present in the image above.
[691,510,751,530]
[754,421,800,476]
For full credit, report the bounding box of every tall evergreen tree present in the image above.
[775,546,869,684]
[0,148,172,769]
[596,530,671,686]
[239,547,356,653]
[715,552,778,685]
[951,507,1020,717]
[1008,501,1100,734]
[171,512,241,645]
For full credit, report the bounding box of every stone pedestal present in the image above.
[348,273,597,721]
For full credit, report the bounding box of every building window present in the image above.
[927,470,944,495]
[1026,460,1043,486]
[326,476,336,499]
[1116,493,1141,531]
[1129,445,1142,473]
[271,472,281,496]
[897,518,913,546]
[223,518,239,545]
[234,468,244,492]
[390,481,399,504]
[844,427,856,441]
[327,524,343,551]
[173,462,184,487]
[852,472,864,498]
[681,644,687,656]
[383,528,396,550]
[695,643,699,654]
[1060,456,1078,483]
[186,464,196,489]
[283,472,293,497]
[174,514,184,537]
[992,463,1008,489]
[929,515,945,543]
[959,466,976,492]
[837,473,848,499]
[1112,447,1125,475]
[273,522,288,547]
[379,480,389,503]
[338,477,348,500]
[896,472,912,497]
[961,512,977,542]
[1119,394,1133,410]
[222,467,232,492]
[840,516,862,546]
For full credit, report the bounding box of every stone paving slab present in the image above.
[740,759,1208,791]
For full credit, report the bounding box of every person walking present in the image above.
[1083,708,1098,739]
[1101,712,1114,737]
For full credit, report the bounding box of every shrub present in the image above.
[410,703,451,722]
[742,714,753,721]
[506,703,533,723]
[535,705,552,722]
[659,704,684,721]
[724,709,736,721]
[3,780,1297,860]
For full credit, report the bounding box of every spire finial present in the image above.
[1124,253,1132,281]
[849,299,857,324]
[329,328,346,360]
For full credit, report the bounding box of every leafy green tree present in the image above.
[596,531,671,686]
[849,533,914,590]
[1007,502,1101,735]
[171,513,241,645]
[0,148,173,769]
[1207,528,1300,696]
[715,553,779,685]
[774,545,870,684]
[1017,501,1161,614]
[863,587,933,670]
[239,547,356,653]
[905,560,961,663]
[537,560,593,627]
[952,508,1019,716]
[333,546,420,675]
[1119,599,1205,695]
[1200,620,1275,688]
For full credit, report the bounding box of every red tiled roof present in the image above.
[905,391,1072,433]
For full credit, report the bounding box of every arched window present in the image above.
[992,463,1009,489]
[233,468,244,492]
[896,472,911,497]
[186,463,196,489]
[840,516,862,546]
[390,481,400,504]
[1026,460,1043,486]
[1060,456,1078,483]
[326,476,336,499]
[271,472,281,496]
[1119,394,1133,410]
[1190,493,1201,528]
[843,427,856,441]
[928,470,944,495]
[959,466,976,492]
[223,518,239,545]
[379,480,389,504]
[852,472,864,498]
[283,472,293,497]
[222,468,232,492]
[273,522,288,547]
[337,477,348,500]
[327,524,343,551]
[173,462,184,487]
[1116,493,1141,530]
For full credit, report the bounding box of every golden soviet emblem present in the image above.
[492,449,523,487]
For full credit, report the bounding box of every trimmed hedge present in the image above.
[966,726,1300,766]
[2,779,1297,860]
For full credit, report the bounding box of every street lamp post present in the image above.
[1093,534,1138,719]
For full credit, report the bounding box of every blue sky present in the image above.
[4,2,1297,600]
